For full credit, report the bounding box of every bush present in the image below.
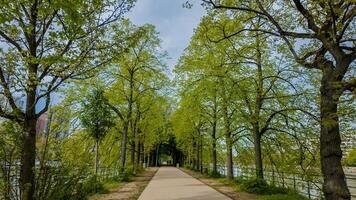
[79,175,107,196]
[117,170,133,182]
[208,171,223,178]
[236,178,288,195]
[234,176,246,184]
[346,149,356,166]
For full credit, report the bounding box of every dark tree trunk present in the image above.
[155,145,159,166]
[95,140,99,176]
[226,134,233,180]
[211,128,217,175]
[211,92,218,175]
[200,134,203,173]
[151,150,154,166]
[130,142,135,170]
[94,140,99,192]
[120,72,134,173]
[220,77,234,180]
[136,141,141,170]
[253,130,263,180]
[119,122,129,173]
[254,30,264,181]
[20,118,37,200]
[196,139,200,171]
[320,75,350,200]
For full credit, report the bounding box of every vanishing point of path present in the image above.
[138,167,231,200]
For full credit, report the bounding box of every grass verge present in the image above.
[183,167,307,200]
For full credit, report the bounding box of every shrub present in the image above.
[80,175,107,195]
[117,170,133,182]
[346,149,356,166]
[208,171,223,178]
[237,178,288,195]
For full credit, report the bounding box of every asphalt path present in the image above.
[138,167,231,200]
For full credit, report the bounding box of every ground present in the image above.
[89,168,158,200]
[138,167,231,200]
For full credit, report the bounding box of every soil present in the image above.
[89,167,158,200]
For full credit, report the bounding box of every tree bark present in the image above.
[253,29,264,181]
[253,131,263,180]
[155,144,159,166]
[119,122,129,173]
[220,78,233,180]
[226,134,233,180]
[200,134,203,173]
[196,139,200,171]
[211,122,217,175]
[95,140,99,177]
[130,142,135,170]
[120,72,134,173]
[94,139,99,192]
[211,90,218,175]
[20,118,37,200]
[136,141,141,170]
[320,74,350,200]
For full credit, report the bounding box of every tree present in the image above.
[0,120,22,199]
[0,1,135,199]
[203,1,355,199]
[174,25,240,179]
[106,23,167,172]
[80,86,114,189]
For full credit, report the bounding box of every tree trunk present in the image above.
[130,142,135,170]
[211,92,218,175]
[155,145,159,166]
[226,134,233,180]
[196,139,200,171]
[120,72,134,173]
[94,140,99,192]
[254,28,264,181]
[211,129,217,175]
[20,118,37,200]
[200,134,203,173]
[119,122,129,173]
[137,141,141,170]
[253,131,263,180]
[147,152,150,167]
[95,140,99,176]
[152,150,155,166]
[220,79,233,180]
[320,76,350,200]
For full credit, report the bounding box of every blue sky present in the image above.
[127,0,206,72]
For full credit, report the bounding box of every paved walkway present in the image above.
[138,167,231,200]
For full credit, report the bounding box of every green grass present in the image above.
[88,177,129,199]
[186,168,307,200]
[218,176,306,199]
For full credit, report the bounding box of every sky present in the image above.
[127,0,206,72]
[15,0,207,108]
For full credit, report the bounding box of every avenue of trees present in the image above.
[173,1,355,200]
[0,1,355,200]
[0,1,171,199]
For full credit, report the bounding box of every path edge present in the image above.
[177,167,234,200]
[134,167,160,200]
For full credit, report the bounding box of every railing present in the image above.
[206,165,356,200]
